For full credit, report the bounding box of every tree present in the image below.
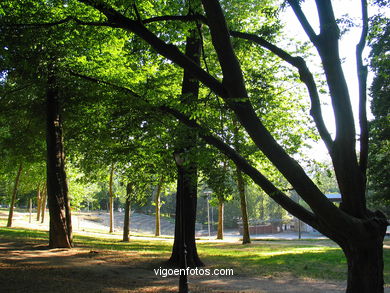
[2,0,388,291]
[367,2,389,215]
[61,1,387,291]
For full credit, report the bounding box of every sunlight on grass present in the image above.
[0,225,389,284]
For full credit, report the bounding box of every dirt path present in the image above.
[0,237,354,293]
[1,211,389,292]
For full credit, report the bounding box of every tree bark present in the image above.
[123,183,132,242]
[155,176,163,237]
[169,162,203,267]
[341,229,386,293]
[29,198,32,223]
[217,198,224,240]
[109,164,114,233]
[36,183,41,221]
[7,162,23,227]
[237,168,250,244]
[41,185,47,224]
[168,30,203,267]
[46,61,72,248]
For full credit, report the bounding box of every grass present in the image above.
[0,225,389,284]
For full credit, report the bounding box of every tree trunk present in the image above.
[36,183,41,221]
[168,31,203,268]
[169,162,204,267]
[341,234,385,293]
[28,198,32,224]
[109,164,114,233]
[7,162,23,228]
[155,176,163,237]
[46,62,72,248]
[123,183,132,242]
[237,168,250,244]
[217,198,224,240]
[41,185,47,224]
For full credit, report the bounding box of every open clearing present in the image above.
[1,210,389,292]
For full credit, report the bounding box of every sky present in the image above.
[280,0,382,162]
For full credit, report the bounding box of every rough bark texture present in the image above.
[217,199,224,240]
[46,62,72,248]
[340,223,386,293]
[7,163,23,228]
[109,164,114,233]
[122,183,132,242]
[169,162,203,267]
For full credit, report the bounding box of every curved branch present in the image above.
[356,0,369,177]
[70,70,318,227]
[230,31,333,152]
[287,0,318,43]
[143,14,207,25]
[77,0,226,98]
[161,106,319,228]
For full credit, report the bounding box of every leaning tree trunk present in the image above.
[46,62,72,248]
[155,176,164,237]
[109,164,114,233]
[217,198,224,240]
[236,168,250,244]
[168,31,203,268]
[7,162,23,228]
[122,183,132,242]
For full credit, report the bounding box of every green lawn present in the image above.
[0,226,389,284]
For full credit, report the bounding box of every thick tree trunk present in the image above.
[109,164,114,233]
[341,233,385,293]
[155,176,163,237]
[41,186,47,224]
[169,163,203,267]
[217,199,224,240]
[122,183,132,242]
[7,163,23,228]
[168,31,203,268]
[237,169,250,244]
[46,62,72,248]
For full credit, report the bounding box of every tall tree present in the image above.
[169,30,204,267]
[46,61,73,248]
[2,0,388,291]
[367,2,389,215]
[63,1,387,290]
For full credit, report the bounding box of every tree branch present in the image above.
[230,31,333,151]
[77,0,226,98]
[161,106,319,227]
[143,14,207,25]
[0,16,111,28]
[70,69,318,226]
[287,0,318,43]
[356,0,369,178]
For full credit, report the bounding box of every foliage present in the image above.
[367,5,390,215]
